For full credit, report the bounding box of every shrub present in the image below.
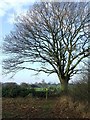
[69,82,88,102]
[31,89,46,98]
[2,84,20,98]
[2,83,30,98]
[19,88,30,97]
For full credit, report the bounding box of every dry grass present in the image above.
[53,95,90,118]
[2,96,90,119]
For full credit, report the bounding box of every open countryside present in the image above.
[2,80,90,119]
[1,1,90,119]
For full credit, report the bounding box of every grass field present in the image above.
[2,96,90,119]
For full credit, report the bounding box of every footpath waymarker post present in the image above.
[46,88,48,100]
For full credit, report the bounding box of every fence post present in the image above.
[46,88,48,100]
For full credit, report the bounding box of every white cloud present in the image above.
[0,1,10,17]
[7,8,28,24]
[0,0,36,24]
[7,13,17,24]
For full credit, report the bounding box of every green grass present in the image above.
[35,88,46,91]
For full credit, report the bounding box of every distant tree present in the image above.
[3,2,90,93]
[77,58,90,83]
[20,82,29,88]
[41,79,46,84]
[41,79,47,87]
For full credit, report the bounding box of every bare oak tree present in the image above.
[3,2,90,92]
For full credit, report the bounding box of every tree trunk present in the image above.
[60,78,69,95]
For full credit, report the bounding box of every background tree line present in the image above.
[2,61,89,102]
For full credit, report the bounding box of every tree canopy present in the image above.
[3,2,90,92]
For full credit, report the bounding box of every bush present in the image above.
[69,82,88,102]
[19,88,30,97]
[2,83,30,98]
[2,84,20,98]
[31,89,46,98]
